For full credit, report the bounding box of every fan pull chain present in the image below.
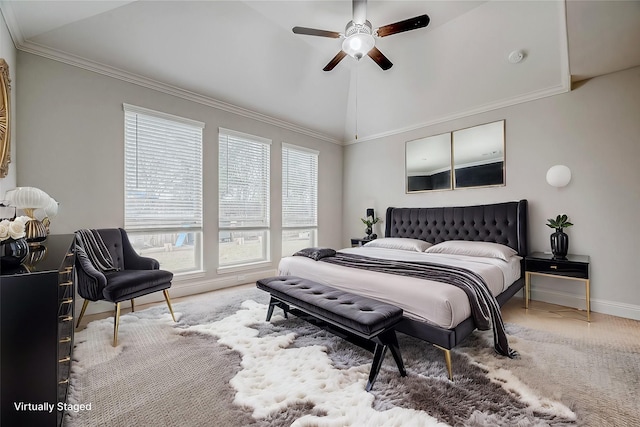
[355,64,359,140]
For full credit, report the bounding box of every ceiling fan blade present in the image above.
[352,0,367,25]
[323,51,347,72]
[292,26,341,38]
[367,47,393,70]
[376,14,430,38]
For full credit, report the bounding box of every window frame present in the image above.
[218,127,272,269]
[281,142,319,257]
[123,103,204,274]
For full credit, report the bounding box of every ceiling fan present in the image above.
[292,0,430,71]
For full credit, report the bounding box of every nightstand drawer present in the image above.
[526,259,588,279]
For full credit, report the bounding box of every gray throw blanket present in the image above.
[320,252,517,358]
[75,229,118,272]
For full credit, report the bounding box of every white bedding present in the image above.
[277,246,521,329]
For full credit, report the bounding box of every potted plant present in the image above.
[546,214,573,259]
[361,215,380,240]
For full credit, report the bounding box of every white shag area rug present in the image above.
[65,287,638,426]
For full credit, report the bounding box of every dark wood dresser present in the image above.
[1,234,75,427]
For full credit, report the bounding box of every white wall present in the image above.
[16,52,343,312]
[343,66,640,320]
[12,47,640,320]
[0,11,16,199]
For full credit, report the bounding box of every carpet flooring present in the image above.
[66,288,640,426]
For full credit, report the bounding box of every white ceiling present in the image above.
[2,0,639,144]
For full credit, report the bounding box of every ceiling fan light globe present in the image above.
[342,33,375,59]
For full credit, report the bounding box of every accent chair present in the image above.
[74,228,176,346]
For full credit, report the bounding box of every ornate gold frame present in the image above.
[0,58,11,178]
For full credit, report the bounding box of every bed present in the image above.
[277,200,528,378]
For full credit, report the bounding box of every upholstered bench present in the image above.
[256,276,406,391]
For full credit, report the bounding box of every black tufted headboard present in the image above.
[384,200,528,257]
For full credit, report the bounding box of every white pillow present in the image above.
[424,240,518,261]
[363,237,433,252]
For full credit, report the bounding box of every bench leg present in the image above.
[266,297,289,321]
[366,343,388,392]
[379,329,406,377]
[266,298,276,321]
[366,329,407,392]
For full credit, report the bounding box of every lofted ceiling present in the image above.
[2,0,639,144]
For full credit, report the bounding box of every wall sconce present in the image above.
[546,165,571,188]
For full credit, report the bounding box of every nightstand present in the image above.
[524,252,591,322]
[351,238,373,247]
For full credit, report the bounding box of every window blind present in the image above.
[282,143,318,228]
[124,104,203,231]
[219,128,271,229]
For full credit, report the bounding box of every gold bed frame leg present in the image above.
[163,289,176,322]
[434,345,453,381]
[113,302,121,347]
[76,299,90,328]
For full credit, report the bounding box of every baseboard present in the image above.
[75,268,277,316]
[531,288,640,321]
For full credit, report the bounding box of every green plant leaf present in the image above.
[546,214,573,229]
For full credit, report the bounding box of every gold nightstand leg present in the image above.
[585,279,591,322]
[525,272,530,309]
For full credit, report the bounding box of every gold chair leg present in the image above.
[163,289,176,322]
[113,303,121,347]
[131,298,135,312]
[434,345,453,381]
[76,299,90,328]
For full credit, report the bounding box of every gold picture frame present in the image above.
[1,58,11,178]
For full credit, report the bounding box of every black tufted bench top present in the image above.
[257,276,406,391]
[257,276,403,337]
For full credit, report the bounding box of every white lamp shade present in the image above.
[34,197,59,220]
[342,33,375,59]
[546,165,572,187]
[4,187,51,211]
[45,198,59,218]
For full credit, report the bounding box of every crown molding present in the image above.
[2,0,572,148]
[0,1,25,48]
[7,39,571,149]
[0,0,342,146]
[343,81,570,145]
[19,40,341,145]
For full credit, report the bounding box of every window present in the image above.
[124,104,203,273]
[282,143,318,257]
[218,128,271,267]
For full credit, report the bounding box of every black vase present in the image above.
[0,238,30,267]
[365,226,372,239]
[550,230,569,259]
